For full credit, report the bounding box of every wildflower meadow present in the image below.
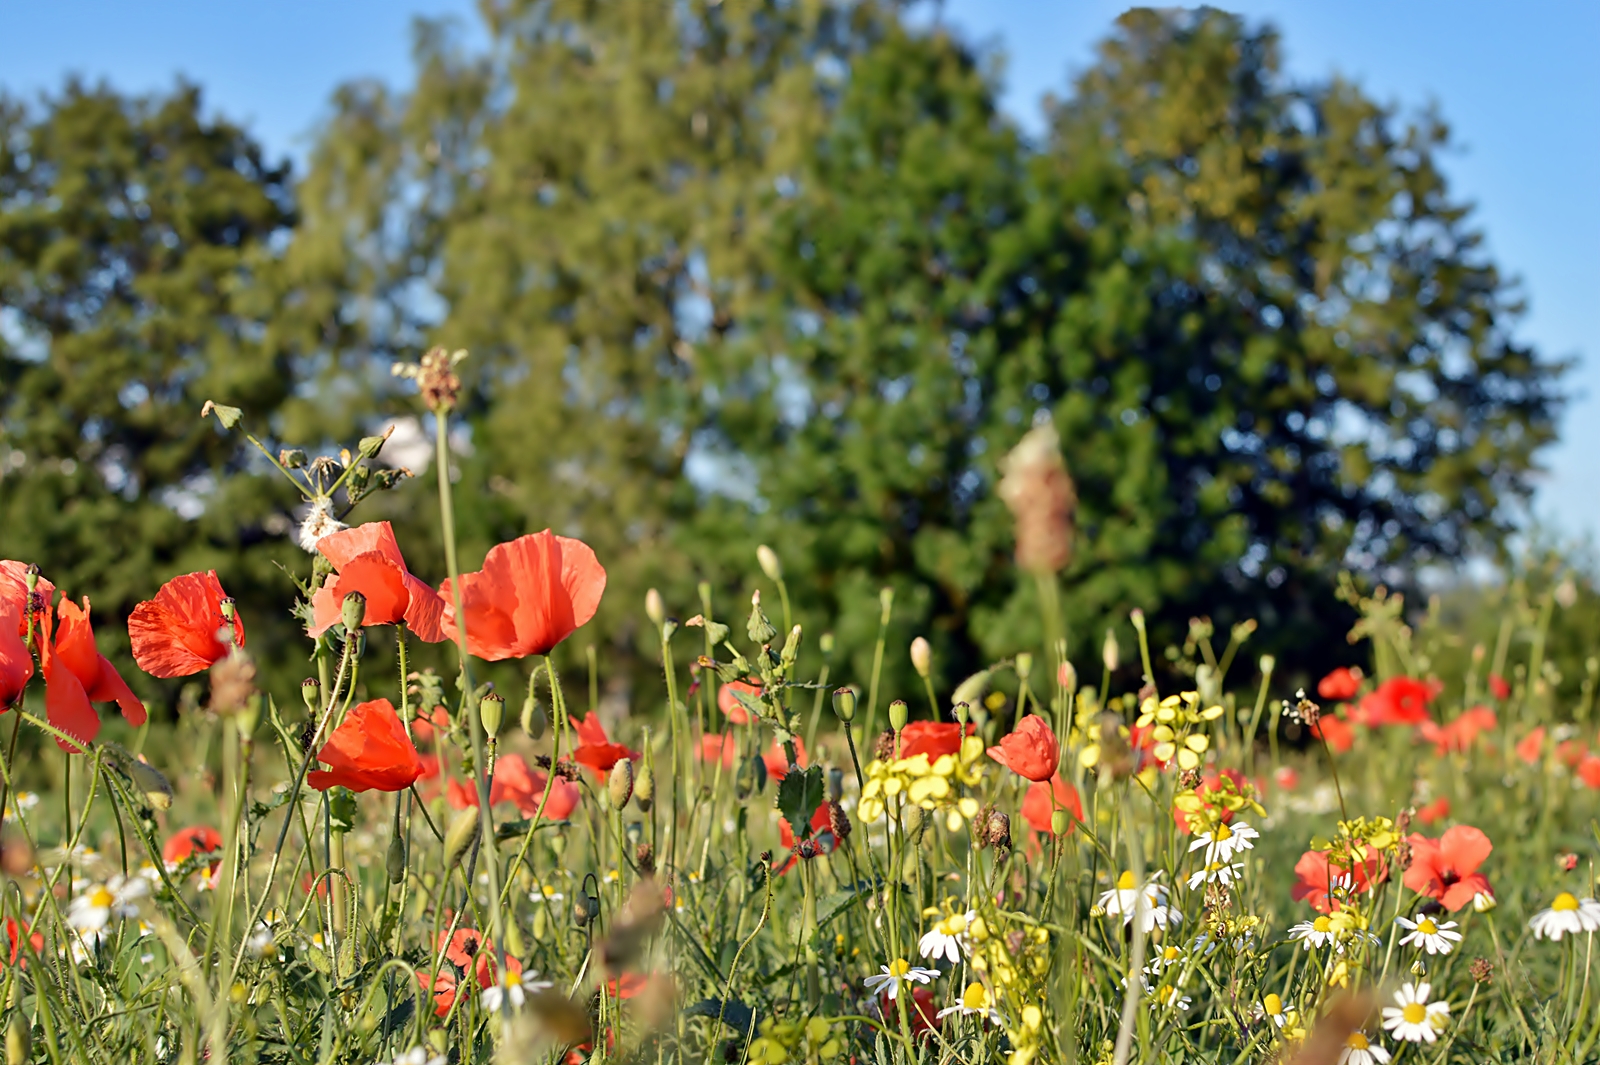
[0,347,1595,1065]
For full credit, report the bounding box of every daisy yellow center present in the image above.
[1402,1003,1427,1024]
[1162,946,1180,961]
[89,887,114,908]
[961,982,989,1010]
[1263,994,1282,1015]
[541,885,558,898]
[887,959,910,977]
[1312,916,1331,933]
[1116,871,1136,890]
[1552,892,1580,912]
[1417,918,1438,934]
[1346,1033,1369,1049]
[1214,824,1233,841]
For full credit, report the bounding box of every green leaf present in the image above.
[776,765,825,843]
[200,401,243,428]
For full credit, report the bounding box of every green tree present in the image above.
[0,82,306,692]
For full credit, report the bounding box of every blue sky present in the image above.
[3,0,1595,542]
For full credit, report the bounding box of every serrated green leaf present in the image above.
[776,764,825,843]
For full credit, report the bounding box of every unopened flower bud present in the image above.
[1015,652,1033,680]
[521,692,546,740]
[827,767,844,802]
[888,699,909,733]
[1129,608,1145,635]
[1102,629,1119,673]
[127,758,173,811]
[756,544,782,582]
[831,687,857,724]
[442,807,480,872]
[1472,892,1497,913]
[819,632,835,656]
[951,670,990,710]
[7,1016,30,1065]
[910,637,932,678]
[608,759,635,809]
[478,693,505,741]
[340,591,367,632]
[747,590,777,644]
[386,835,407,883]
[1058,660,1076,695]
[302,677,321,713]
[645,588,665,628]
[634,764,655,812]
[1050,810,1071,836]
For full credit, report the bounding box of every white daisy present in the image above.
[1143,943,1186,976]
[1151,984,1191,1011]
[935,981,1003,1023]
[1380,981,1449,1043]
[296,496,347,553]
[1261,993,1289,1028]
[918,910,975,965]
[1187,861,1245,890]
[1337,1030,1391,1065]
[529,884,566,905]
[1395,913,1462,955]
[66,875,148,933]
[1187,820,1259,864]
[1098,871,1181,933]
[1287,915,1337,950]
[1528,893,1600,941]
[479,969,555,1012]
[862,959,940,1000]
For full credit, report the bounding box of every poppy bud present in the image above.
[608,759,635,809]
[443,807,480,872]
[1129,608,1145,635]
[1050,810,1071,836]
[820,632,835,656]
[1102,628,1119,673]
[757,544,783,582]
[635,764,655,812]
[831,687,857,723]
[302,677,321,713]
[826,767,844,803]
[532,905,549,941]
[128,758,173,811]
[386,835,406,883]
[645,588,665,629]
[341,591,367,632]
[7,1016,30,1065]
[1015,652,1033,680]
[888,699,908,733]
[479,693,505,741]
[521,692,546,740]
[951,670,990,711]
[910,637,932,678]
[1059,660,1077,696]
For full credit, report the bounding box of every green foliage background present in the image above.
[0,3,1570,714]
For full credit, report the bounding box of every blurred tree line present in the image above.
[0,2,1571,715]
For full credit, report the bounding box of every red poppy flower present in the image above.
[1404,825,1493,912]
[0,600,30,710]
[439,530,606,661]
[1418,706,1497,755]
[1273,765,1300,792]
[1515,727,1545,765]
[986,715,1059,782]
[570,713,640,782]
[1311,712,1355,753]
[717,679,761,725]
[1488,673,1511,700]
[4,918,42,969]
[1579,754,1600,790]
[1291,846,1385,914]
[1355,676,1434,726]
[1415,797,1451,825]
[762,735,807,781]
[898,720,975,760]
[309,523,445,642]
[162,826,223,865]
[4,560,146,751]
[307,698,423,793]
[1557,740,1587,768]
[697,733,737,769]
[128,571,243,678]
[1317,667,1362,702]
[1021,773,1082,835]
[445,754,581,821]
[419,929,522,1017]
[607,973,651,1000]
[881,985,940,1036]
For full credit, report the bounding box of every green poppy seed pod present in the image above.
[340,590,367,632]
[479,693,505,741]
[820,631,835,656]
[127,758,173,811]
[23,565,38,594]
[442,807,480,872]
[831,687,857,724]
[634,764,655,811]
[521,691,547,740]
[910,637,932,678]
[756,544,783,582]
[301,677,321,713]
[1015,652,1033,680]
[645,588,665,628]
[1102,628,1119,673]
[953,701,969,725]
[7,1016,30,1065]
[1050,810,1072,836]
[888,699,909,733]
[608,758,635,809]
[386,835,407,883]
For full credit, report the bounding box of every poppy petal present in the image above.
[40,637,98,751]
[128,571,238,678]
[316,521,407,571]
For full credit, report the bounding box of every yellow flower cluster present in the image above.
[857,736,985,828]
[1172,772,1265,834]
[746,1016,843,1063]
[1134,691,1224,770]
